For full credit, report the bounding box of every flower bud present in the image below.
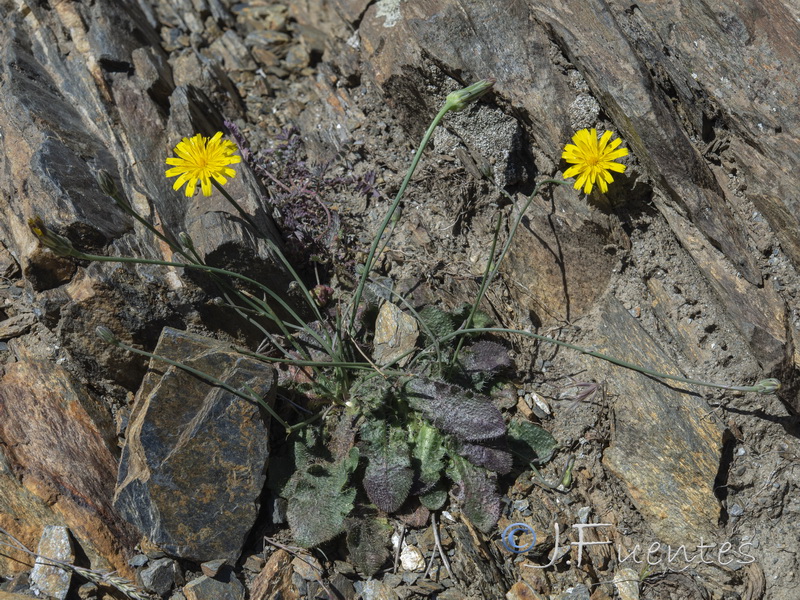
[178,232,195,251]
[96,170,118,197]
[753,378,781,394]
[444,79,495,112]
[28,217,78,257]
[95,326,119,345]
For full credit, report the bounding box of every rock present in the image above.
[558,584,590,600]
[503,184,622,325]
[250,550,298,600]
[506,581,546,600]
[360,580,399,600]
[208,30,257,72]
[113,327,276,563]
[0,342,137,578]
[139,557,179,598]
[76,582,99,599]
[597,295,725,546]
[0,313,36,341]
[433,102,529,189]
[200,559,229,578]
[372,301,419,367]
[613,568,640,600]
[241,554,265,573]
[0,0,292,390]
[183,574,245,600]
[129,554,149,568]
[329,572,357,600]
[30,526,74,600]
[399,544,425,572]
[0,593,41,600]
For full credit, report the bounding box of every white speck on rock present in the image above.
[375,0,401,28]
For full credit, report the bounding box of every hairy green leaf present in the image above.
[363,423,413,512]
[507,419,558,465]
[453,456,500,533]
[457,440,513,474]
[412,422,447,491]
[403,377,505,441]
[418,305,456,341]
[346,514,392,576]
[284,447,359,547]
[419,485,448,511]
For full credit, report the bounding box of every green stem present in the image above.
[348,102,452,333]
[438,327,779,394]
[108,335,291,431]
[450,211,503,367]
[213,181,326,326]
[75,251,336,358]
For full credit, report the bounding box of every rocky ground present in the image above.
[1,1,799,600]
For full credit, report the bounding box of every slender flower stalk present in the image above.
[97,326,292,432]
[438,327,780,394]
[348,79,495,334]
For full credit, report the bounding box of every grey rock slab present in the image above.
[183,575,245,600]
[139,557,179,598]
[114,327,276,563]
[30,525,74,600]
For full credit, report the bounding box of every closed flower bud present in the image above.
[95,326,119,345]
[96,169,118,197]
[445,79,495,112]
[28,217,78,257]
[753,378,781,394]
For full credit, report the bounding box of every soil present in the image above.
[216,5,800,599]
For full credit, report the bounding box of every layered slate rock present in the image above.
[114,327,276,563]
[596,295,725,545]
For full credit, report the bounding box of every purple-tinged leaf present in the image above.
[403,377,506,441]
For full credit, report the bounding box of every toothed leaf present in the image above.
[284,447,359,547]
[453,456,500,533]
[403,377,505,441]
[507,419,558,465]
[418,305,456,341]
[346,514,392,576]
[412,422,447,491]
[419,485,448,511]
[362,423,413,512]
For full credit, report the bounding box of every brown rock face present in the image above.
[0,346,138,577]
[114,327,276,563]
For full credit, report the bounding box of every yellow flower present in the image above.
[165,132,241,197]
[562,128,628,194]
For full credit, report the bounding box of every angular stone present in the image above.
[250,550,297,600]
[139,557,178,598]
[200,558,230,578]
[373,302,418,367]
[597,295,725,546]
[114,327,276,563]
[183,575,245,600]
[0,313,36,341]
[30,526,74,600]
[505,582,546,600]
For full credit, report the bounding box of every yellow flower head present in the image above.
[562,128,628,194]
[165,131,241,197]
